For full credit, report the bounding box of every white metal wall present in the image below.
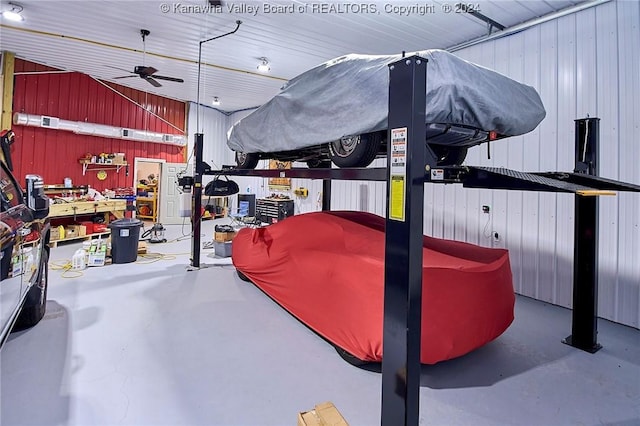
[200,1,638,327]
[331,0,640,328]
[225,110,327,215]
[187,102,236,196]
[187,102,233,169]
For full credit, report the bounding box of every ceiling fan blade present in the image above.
[113,75,138,79]
[145,77,163,87]
[152,75,184,83]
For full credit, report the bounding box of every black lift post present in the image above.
[381,55,428,426]
[564,117,602,353]
[322,179,331,211]
[191,133,205,268]
[190,21,242,269]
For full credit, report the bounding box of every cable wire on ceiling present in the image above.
[90,76,184,132]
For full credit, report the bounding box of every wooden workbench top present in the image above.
[49,199,126,218]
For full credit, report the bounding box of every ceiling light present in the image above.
[212,97,221,106]
[257,57,270,73]
[2,2,24,22]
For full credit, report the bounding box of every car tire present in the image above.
[306,158,332,168]
[14,248,49,330]
[235,152,260,169]
[334,345,370,367]
[329,132,382,168]
[236,269,252,282]
[428,144,469,166]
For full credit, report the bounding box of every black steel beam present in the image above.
[457,3,506,31]
[565,195,601,352]
[191,133,204,268]
[381,55,427,426]
[208,166,388,181]
[563,117,602,353]
[463,167,594,193]
[534,172,640,193]
[322,179,331,211]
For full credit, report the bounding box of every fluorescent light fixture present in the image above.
[2,2,24,22]
[257,57,270,72]
[212,96,221,106]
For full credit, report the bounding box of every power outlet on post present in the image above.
[482,205,490,214]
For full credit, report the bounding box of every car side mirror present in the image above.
[25,175,49,220]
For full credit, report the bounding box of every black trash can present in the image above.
[108,218,142,264]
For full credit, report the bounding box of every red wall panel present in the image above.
[9,59,186,191]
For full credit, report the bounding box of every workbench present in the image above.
[47,199,127,247]
[48,199,126,223]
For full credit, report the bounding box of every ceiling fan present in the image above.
[111,29,184,87]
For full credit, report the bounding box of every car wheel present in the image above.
[329,132,381,168]
[306,158,332,168]
[428,144,469,166]
[235,152,260,169]
[236,269,252,282]
[334,346,370,367]
[14,248,49,330]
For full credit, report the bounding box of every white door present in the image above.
[159,162,192,224]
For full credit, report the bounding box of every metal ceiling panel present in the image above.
[1,0,590,111]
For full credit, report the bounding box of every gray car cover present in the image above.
[227,49,546,154]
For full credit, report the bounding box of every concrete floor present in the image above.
[1,218,639,426]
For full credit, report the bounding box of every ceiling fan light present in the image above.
[2,1,24,22]
[257,58,270,73]
[2,10,23,21]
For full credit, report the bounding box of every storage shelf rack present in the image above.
[136,186,157,222]
[79,159,128,176]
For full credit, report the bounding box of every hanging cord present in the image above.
[482,212,492,239]
[582,118,589,162]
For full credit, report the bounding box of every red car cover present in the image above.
[232,211,514,364]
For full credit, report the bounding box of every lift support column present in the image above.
[191,133,204,268]
[381,55,428,426]
[564,117,602,353]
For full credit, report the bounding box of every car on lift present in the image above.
[0,129,51,347]
[227,49,546,169]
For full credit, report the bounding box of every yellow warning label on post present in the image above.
[390,175,405,221]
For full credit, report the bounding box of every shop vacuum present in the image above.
[141,222,167,243]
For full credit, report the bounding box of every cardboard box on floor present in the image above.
[214,231,236,243]
[297,401,349,426]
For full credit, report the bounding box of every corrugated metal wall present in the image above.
[329,0,640,328]
[187,103,242,211]
[187,102,234,172]
[11,59,186,190]
[203,1,639,328]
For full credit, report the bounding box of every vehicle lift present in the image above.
[191,55,640,426]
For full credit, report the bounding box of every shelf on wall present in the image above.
[79,160,128,176]
[44,184,90,194]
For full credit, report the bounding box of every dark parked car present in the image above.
[0,129,50,347]
[228,49,546,169]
